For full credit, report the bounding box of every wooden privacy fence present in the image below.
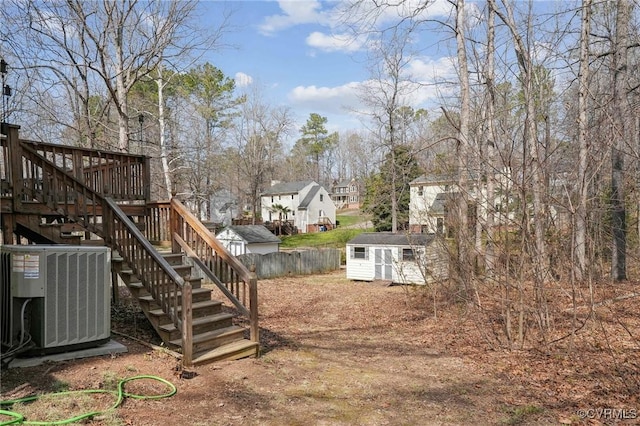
[237,249,341,279]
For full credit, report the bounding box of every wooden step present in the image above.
[159,312,234,341]
[172,264,193,278]
[119,268,202,288]
[137,287,213,306]
[162,253,184,266]
[148,299,223,322]
[171,325,246,353]
[191,339,259,365]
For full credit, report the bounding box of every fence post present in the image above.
[181,280,193,367]
[249,265,259,354]
[170,199,180,254]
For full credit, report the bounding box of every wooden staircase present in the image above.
[0,123,259,366]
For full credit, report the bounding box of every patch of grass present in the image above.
[503,405,544,425]
[50,379,70,393]
[11,391,116,424]
[280,228,366,249]
[336,213,369,228]
[102,371,120,390]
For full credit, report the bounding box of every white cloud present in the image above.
[306,31,367,53]
[407,56,457,84]
[258,0,330,35]
[234,72,254,87]
[289,81,364,112]
[287,55,457,128]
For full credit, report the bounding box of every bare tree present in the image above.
[574,0,592,283]
[231,86,293,223]
[610,0,631,281]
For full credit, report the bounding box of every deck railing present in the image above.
[1,123,149,203]
[168,199,259,344]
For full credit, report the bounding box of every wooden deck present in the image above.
[0,122,259,366]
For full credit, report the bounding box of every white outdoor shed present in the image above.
[216,225,281,256]
[346,232,449,285]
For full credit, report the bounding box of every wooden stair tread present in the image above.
[137,287,211,300]
[148,299,222,317]
[191,339,259,365]
[169,325,244,347]
[159,312,234,333]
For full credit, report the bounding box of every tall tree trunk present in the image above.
[611,0,630,281]
[455,0,471,296]
[484,1,498,278]
[575,0,592,282]
[155,69,173,199]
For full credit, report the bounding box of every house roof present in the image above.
[429,192,449,215]
[333,178,355,188]
[347,232,435,246]
[219,225,281,244]
[411,172,477,185]
[298,185,321,210]
[261,180,315,196]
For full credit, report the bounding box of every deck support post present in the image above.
[4,123,22,212]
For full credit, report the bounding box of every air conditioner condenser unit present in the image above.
[1,245,111,357]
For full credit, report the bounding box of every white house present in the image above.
[346,233,449,285]
[216,225,281,256]
[260,180,336,234]
[409,174,457,235]
[409,170,514,235]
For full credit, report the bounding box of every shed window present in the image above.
[352,246,367,259]
[402,248,416,261]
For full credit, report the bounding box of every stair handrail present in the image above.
[169,198,259,344]
[17,143,194,365]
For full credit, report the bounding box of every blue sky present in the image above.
[197,0,459,136]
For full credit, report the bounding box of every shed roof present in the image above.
[219,225,281,244]
[347,232,435,246]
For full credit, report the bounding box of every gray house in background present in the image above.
[209,189,240,227]
[346,232,449,285]
[216,225,281,256]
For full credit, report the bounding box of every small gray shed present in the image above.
[346,232,449,284]
[216,225,281,256]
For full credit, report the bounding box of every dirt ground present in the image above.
[1,270,639,425]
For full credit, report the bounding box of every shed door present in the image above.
[229,241,244,256]
[374,248,392,280]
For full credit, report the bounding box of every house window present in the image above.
[292,195,294,200]
[320,194,324,201]
[437,217,444,234]
[402,248,416,261]
[418,186,424,196]
[352,246,367,259]
[271,196,274,203]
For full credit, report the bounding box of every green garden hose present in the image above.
[0,375,176,425]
